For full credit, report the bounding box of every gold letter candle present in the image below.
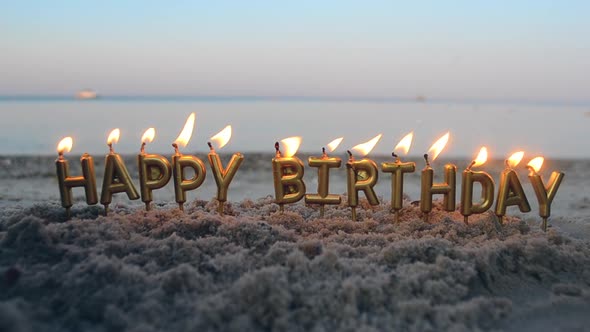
[172,113,206,211]
[460,147,494,224]
[55,137,98,218]
[138,128,172,211]
[420,133,456,222]
[495,151,531,223]
[305,137,343,217]
[100,129,140,215]
[527,157,564,232]
[207,125,244,215]
[381,132,415,223]
[272,137,306,212]
[346,134,382,221]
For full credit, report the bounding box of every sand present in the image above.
[1,197,589,332]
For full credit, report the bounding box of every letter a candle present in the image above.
[100,129,139,215]
[495,151,531,223]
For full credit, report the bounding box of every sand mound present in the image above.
[1,198,589,331]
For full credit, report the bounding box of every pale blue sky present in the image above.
[1,1,589,101]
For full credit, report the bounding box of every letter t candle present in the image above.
[381,132,415,223]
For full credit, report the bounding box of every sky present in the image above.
[1,1,590,102]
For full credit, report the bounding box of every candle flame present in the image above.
[427,132,450,161]
[472,146,488,167]
[174,113,196,148]
[326,137,343,152]
[394,131,413,155]
[507,151,524,168]
[141,128,155,144]
[210,125,232,149]
[527,156,544,173]
[280,136,302,158]
[57,137,73,154]
[107,128,120,145]
[351,134,382,157]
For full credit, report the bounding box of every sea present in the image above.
[0,96,589,229]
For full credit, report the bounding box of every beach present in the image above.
[1,150,589,331]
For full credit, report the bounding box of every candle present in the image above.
[172,113,207,211]
[381,132,415,223]
[526,157,565,232]
[495,151,531,224]
[420,132,456,222]
[305,137,343,217]
[138,128,172,211]
[346,134,382,221]
[460,147,494,224]
[272,137,306,212]
[100,129,140,215]
[55,137,98,218]
[207,125,244,215]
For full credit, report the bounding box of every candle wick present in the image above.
[208,142,214,151]
[275,142,281,157]
[347,150,354,161]
[392,152,400,162]
[140,142,146,153]
[526,165,538,176]
[466,160,476,171]
[58,152,64,160]
[322,147,326,157]
[172,143,180,154]
[504,159,511,169]
[108,143,114,154]
[423,154,430,167]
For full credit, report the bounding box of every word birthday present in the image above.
[56,113,564,232]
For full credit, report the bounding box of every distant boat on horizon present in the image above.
[75,89,98,100]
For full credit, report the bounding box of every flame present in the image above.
[472,146,488,167]
[142,128,155,144]
[174,113,196,148]
[280,136,302,158]
[210,125,232,149]
[107,128,120,145]
[394,132,413,155]
[57,137,73,154]
[507,151,524,168]
[351,134,382,157]
[326,137,343,152]
[427,132,450,161]
[527,156,544,173]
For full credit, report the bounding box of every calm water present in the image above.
[0,97,589,158]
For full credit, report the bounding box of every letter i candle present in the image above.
[305,137,343,217]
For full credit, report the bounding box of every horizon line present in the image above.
[1,94,589,107]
